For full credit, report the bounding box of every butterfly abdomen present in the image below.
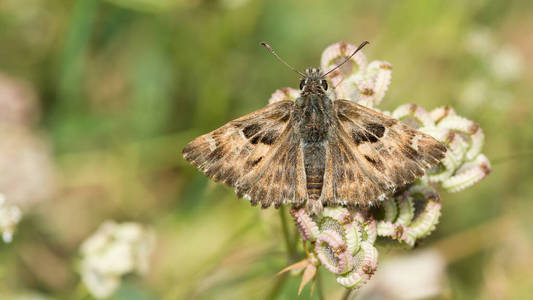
[303,144,326,202]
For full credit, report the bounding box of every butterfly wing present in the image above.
[321,99,447,207]
[182,100,307,208]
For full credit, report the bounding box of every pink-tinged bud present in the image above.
[409,199,442,240]
[344,221,362,255]
[392,104,436,129]
[430,106,457,123]
[322,207,352,224]
[367,61,392,106]
[442,154,491,192]
[290,208,319,241]
[377,221,396,237]
[316,229,354,274]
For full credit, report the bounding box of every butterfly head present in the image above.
[260,41,369,96]
[300,68,328,95]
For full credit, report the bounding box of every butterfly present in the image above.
[182,41,447,213]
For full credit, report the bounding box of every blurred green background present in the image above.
[0,0,532,299]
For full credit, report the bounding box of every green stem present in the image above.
[73,282,93,300]
[342,289,352,300]
[316,269,325,300]
[265,272,289,300]
[265,207,299,299]
[279,206,298,260]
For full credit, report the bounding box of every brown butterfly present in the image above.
[182,41,447,213]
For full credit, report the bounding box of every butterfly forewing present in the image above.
[182,100,307,208]
[320,99,447,207]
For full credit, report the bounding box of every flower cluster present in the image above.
[270,42,491,293]
[79,221,156,299]
[393,104,491,192]
[0,193,21,243]
[288,207,379,290]
[376,185,441,247]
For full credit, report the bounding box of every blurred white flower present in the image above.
[359,249,447,300]
[0,128,56,208]
[79,221,156,299]
[459,78,489,109]
[490,46,524,83]
[465,27,495,57]
[0,193,22,243]
[0,74,55,209]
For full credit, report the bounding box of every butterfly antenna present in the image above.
[260,42,306,77]
[322,41,370,77]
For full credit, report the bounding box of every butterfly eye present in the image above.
[321,80,328,90]
[299,80,305,90]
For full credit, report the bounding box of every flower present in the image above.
[0,193,21,243]
[0,74,56,209]
[0,128,56,209]
[465,27,495,57]
[490,46,524,83]
[377,185,442,247]
[392,104,491,192]
[282,207,379,292]
[79,221,156,299]
[273,42,491,294]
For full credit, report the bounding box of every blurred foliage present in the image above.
[0,0,532,299]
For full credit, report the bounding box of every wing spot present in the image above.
[260,130,277,145]
[243,124,261,139]
[250,135,260,144]
[251,156,262,167]
[364,155,376,164]
[338,113,350,122]
[365,123,385,138]
[352,130,378,144]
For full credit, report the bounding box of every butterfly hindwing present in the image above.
[182,100,307,208]
[321,99,447,207]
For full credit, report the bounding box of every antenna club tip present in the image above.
[259,41,272,50]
